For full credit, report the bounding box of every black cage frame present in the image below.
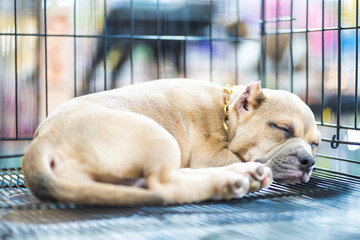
[260,0,359,150]
[260,0,360,173]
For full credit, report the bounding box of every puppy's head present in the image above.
[228,82,321,183]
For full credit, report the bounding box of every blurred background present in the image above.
[1,0,360,176]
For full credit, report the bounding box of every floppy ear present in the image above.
[234,81,265,121]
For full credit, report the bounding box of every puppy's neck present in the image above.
[226,85,246,142]
[223,84,233,133]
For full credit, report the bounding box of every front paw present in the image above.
[226,162,273,193]
[212,173,251,200]
[248,165,273,192]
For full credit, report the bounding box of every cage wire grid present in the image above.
[1,0,360,239]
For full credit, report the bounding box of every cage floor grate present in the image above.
[1,168,360,239]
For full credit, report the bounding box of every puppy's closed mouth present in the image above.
[274,171,311,184]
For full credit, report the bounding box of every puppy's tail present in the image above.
[22,138,164,206]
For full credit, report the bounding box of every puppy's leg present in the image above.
[144,137,271,203]
[135,129,250,203]
[147,163,271,204]
[177,162,272,198]
[147,167,251,204]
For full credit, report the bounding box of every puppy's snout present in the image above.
[298,155,315,170]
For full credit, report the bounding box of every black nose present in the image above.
[299,155,315,170]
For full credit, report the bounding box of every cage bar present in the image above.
[355,0,359,129]
[290,0,294,93]
[305,0,309,104]
[209,0,213,82]
[321,0,325,124]
[44,0,49,117]
[74,0,77,97]
[0,32,258,42]
[332,0,342,149]
[130,0,134,84]
[14,0,18,139]
[104,0,108,90]
[235,0,240,84]
[156,0,161,79]
[260,0,266,85]
[275,0,279,89]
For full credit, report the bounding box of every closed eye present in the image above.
[311,143,319,149]
[268,121,295,138]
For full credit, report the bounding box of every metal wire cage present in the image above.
[1,0,262,169]
[1,1,360,238]
[260,0,360,177]
[1,0,359,178]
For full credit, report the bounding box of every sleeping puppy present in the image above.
[22,79,320,205]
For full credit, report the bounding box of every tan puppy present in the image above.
[22,79,320,205]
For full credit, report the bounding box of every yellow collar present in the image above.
[223,84,233,132]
